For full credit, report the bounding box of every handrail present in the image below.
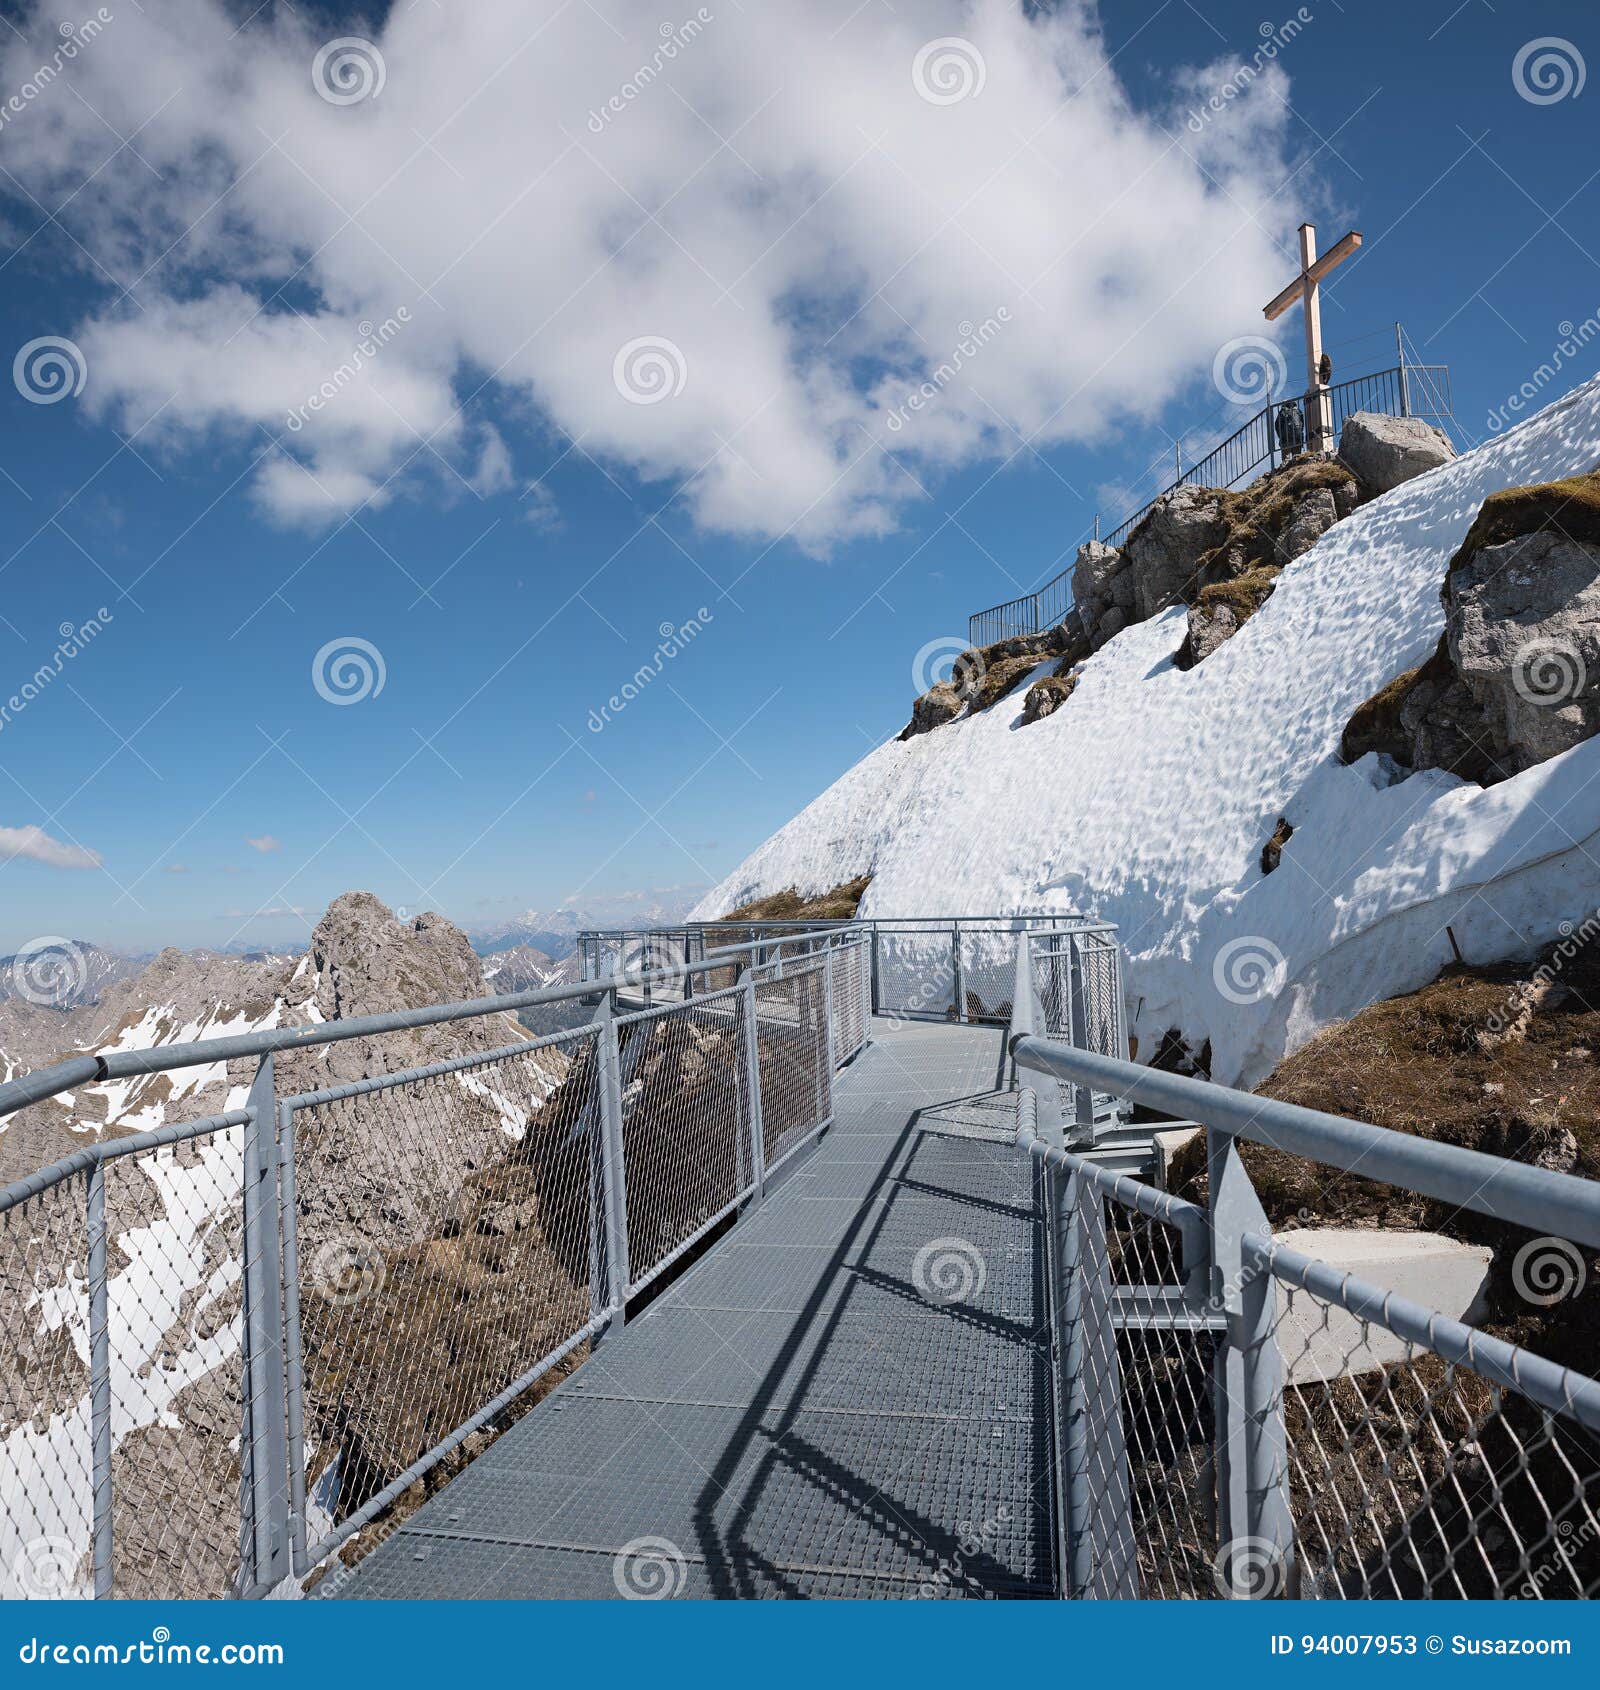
[1010,1032,1600,1252]
[0,927,868,1124]
[968,362,1453,646]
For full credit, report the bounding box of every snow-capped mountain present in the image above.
[473,890,703,961]
[695,375,1600,1088]
[0,939,149,1011]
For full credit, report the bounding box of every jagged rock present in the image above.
[1260,817,1294,875]
[972,653,1047,712]
[1279,485,1341,560]
[1338,411,1455,494]
[1445,528,1600,774]
[899,681,965,740]
[1177,568,1281,669]
[1120,485,1235,620]
[1021,671,1077,724]
[1341,472,1600,786]
[1071,539,1121,625]
[1091,605,1126,649]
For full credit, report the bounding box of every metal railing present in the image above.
[582,915,1117,1030]
[0,928,871,1598]
[968,362,1453,648]
[1008,929,1600,1600]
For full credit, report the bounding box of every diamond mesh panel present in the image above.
[618,991,753,1285]
[0,1122,250,1599]
[1,1173,95,1598]
[287,1035,596,1556]
[1261,1272,1600,1600]
[754,964,831,1168]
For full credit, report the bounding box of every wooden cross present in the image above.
[1263,222,1362,454]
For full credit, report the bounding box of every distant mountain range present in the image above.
[0,939,149,1010]
[469,893,703,960]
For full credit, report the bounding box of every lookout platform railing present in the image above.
[968,361,1453,650]
[2,912,1596,1600]
[1008,925,1600,1599]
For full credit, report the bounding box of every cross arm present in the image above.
[1261,229,1363,321]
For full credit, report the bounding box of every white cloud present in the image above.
[245,835,283,853]
[1,1,1302,544]
[0,825,102,869]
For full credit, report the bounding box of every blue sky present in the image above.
[0,0,1596,953]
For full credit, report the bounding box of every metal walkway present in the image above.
[334,1018,1055,1599]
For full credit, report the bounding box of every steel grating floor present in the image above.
[332,1018,1056,1600]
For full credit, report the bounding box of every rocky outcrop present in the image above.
[1055,459,1362,670]
[1070,539,1121,629]
[1021,669,1077,725]
[1260,817,1293,875]
[1338,410,1455,494]
[1341,472,1600,786]
[900,622,1081,738]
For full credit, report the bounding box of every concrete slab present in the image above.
[1273,1227,1493,1384]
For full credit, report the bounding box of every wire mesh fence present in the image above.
[1013,920,1600,1604]
[0,933,877,1597]
[282,1029,600,1569]
[753,962,832,1172]
[618,988,753,1290]
[1248,1237,1600,1601]
[0,1111,252,1600]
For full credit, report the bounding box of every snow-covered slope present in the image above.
[695,375,1600,1085]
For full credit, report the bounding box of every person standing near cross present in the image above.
[1262,222,1362,455]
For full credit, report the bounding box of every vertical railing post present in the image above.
[596,994,630,1327]
[823,945,837,1075]
[239,1054,290,1595]
[741,964,767,1203]
[277,1101,310,1579]
[1208,1130,1291,1596]
[86,1158,112,1599]
[951,922,966,1023]
[869,924,881,1017]
[1067,935,1095,1144]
